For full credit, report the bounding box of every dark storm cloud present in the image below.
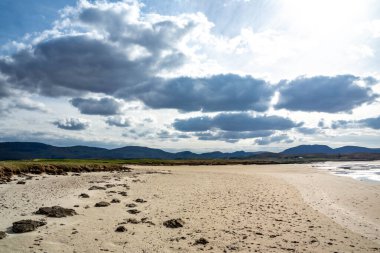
[195,130,273,143]
[173,113,301,132]
[254,134,293,145]
[332,116,380,130]
[71,97,122,115]
[140,74,274,112]
[53,118,89,131]
[275,75,378,113]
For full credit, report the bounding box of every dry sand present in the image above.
[0,164,379,252]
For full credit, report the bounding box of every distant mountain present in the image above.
[1,142,380,160]
[281,145,380,155]
[281,145,334,155]
[0,142,258,160]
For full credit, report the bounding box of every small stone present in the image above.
[127,209,140,214]
[79,193,90,198]
[118,191,128,196]
[194,238,209,245]
[95,201,110,207]
[16,181,26,185]
[163,219,185,228]
[115,226,127,232]
[135,198,146,203]
[125,203,137,208]
[111,199,120,203]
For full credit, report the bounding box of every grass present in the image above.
[1,153,379,182]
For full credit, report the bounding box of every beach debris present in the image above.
[79,193,90,198]
[88,186,106,190]
[111,198,121,203]
[36,206,77,218]
[194,238,209,245]
[127,209,140,214]
[95,201,110,207]
[115,226,127,232]
[163,218,184,228]
[0,231,7,239]
[135,198,146,203]
[12,220,46,233]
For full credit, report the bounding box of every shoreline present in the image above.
[0,164,379,252]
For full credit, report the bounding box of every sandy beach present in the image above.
[0,164,379,252]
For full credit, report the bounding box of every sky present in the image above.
[0,0,380,152]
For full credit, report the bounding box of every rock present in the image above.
[118,191,128,196]
[111,198,120,203]
[194,238,209,245]
[36,206,77,218]
[95,201,110,207]
[79,193,90,198]
[163,219,185,228]
[88,186,106,190]
[135,198,146,203]
[115,226,127,232]
[105,184,116,188]
[12,220,47,233]
[127,209,140,214]
[16,181,26,185]
[125,203,137,208]
[0,231,6,239]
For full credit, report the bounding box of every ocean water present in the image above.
[312,161,380,183]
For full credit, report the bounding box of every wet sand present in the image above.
[0,164,379,252]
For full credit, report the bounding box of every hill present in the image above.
[1,142,380,160]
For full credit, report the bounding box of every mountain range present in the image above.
[1,142,380,160]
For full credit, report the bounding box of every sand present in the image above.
[0,164,379,252]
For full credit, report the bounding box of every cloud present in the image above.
[0,1,202,98]
[254,134,293,145]
[156,130,191,141]
[71,97,122,115]
[173,113,301,132]
[53,118,89,131]
[0,97,48,114]
[195,130,273,143]
[297,127,320,135]
[0,84,10,98]
[139,74,274,112]
[275,75,379,113]
[360,116,380,129]
[332,116,380,130]
[105,116,130,127]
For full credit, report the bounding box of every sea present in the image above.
[312,161,380,183]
